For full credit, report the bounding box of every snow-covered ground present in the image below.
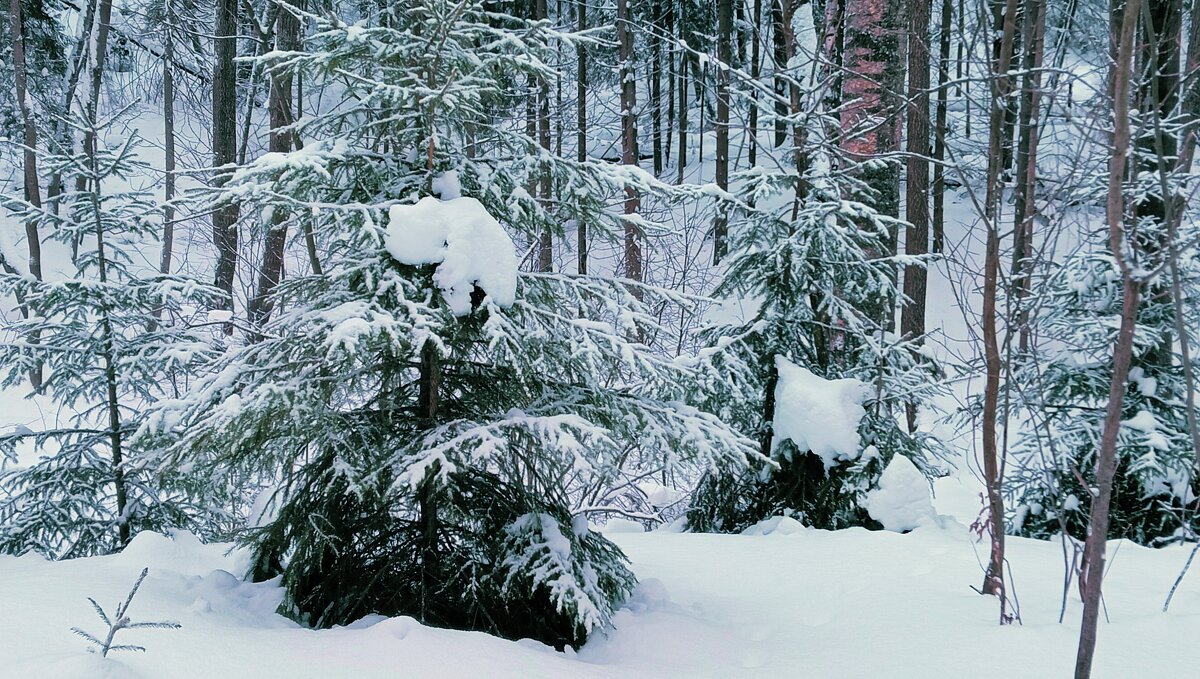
[2,520,1197,678]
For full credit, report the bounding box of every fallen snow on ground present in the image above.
[2,523,1198,678]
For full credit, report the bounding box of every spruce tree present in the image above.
[140,0,754,649]
[1010,245,1200,545]
[0,120,219,559]
[688,115,946,533]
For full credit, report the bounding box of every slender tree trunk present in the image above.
[714,0,733,263]
[979,0,1021,620]
[576,0,589,274]
[537,0,553,272]
[81,0,115,171]
[901,0,932,433]
[160,0,177,277]
[1074,3,1141,675]
[1177,0,1200,170]
[1010,0,1046,353]
[931,0,952,253]
[416,337,442,623]
[212,0,241,311]
[665,0,675,167]
[618,0,642,291]
[88,135,130,547]
[772,0,789,147]
[249,2,301,327]
[10,0,44,389]
[652,0,664,176]
[46,0,95,216]
[749,0,763,167]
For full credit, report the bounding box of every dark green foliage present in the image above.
[1009,250,1200,546]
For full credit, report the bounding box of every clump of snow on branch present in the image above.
[385,196,518,315]
[866,455,936,532]
[771,356,869,468]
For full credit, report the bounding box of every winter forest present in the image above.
[1,0,1200,676]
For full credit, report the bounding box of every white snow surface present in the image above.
[384,196,518,315]
[771,355,869,468]
[866,454,937,532]
[2,526,1200,678]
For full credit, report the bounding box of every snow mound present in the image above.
[771,356,869,468]
[385,196,518,316]
[602,518,646,534]
[866,455,935,532]
[742,515,806,536]
[116,531,250,579]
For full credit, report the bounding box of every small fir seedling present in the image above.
[71,568,181,656]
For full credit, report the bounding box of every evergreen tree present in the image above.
[139,0,754,649]
[1010,243,1200,546]
[0,119,220,559]
[688,117,946,533]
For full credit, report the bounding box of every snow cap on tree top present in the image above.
[771,356,870,469]
[385,196,518,316]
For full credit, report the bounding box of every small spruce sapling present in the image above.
[71,568,180,657]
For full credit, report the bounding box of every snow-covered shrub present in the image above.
[141,0,752,648]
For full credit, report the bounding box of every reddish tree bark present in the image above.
[979,0,1021,620]
[901,0,931,433]
[1074,3,1141,675]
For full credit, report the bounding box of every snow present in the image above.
[384,196,518,316]
[770,355,870,468]
[866,454,937,532]
[4,526,1200,678]
[602,518,647,534]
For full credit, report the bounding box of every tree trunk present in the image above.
[416,337,442,623]
[901,0,931,433]
[536,0,553,272]
[932,0,952,253]
[749,0,763,167]
[87,131,130,548]
[1074,3,1141,675]
[772,0,789,147]
[618,0,642,291]
[1010,0,1046,354]
[677,45,689,184]
[10,0,44,389]
[979,0,1021,620]
[1177,0,1200,170]
[160,0,177,277]
[714,0,733,263]
[840,0,904,331]
[576,0,588,274]
[249,2,301,327]
[652,1,664,176]
[46,0,95,216]
[212,0,241,312]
